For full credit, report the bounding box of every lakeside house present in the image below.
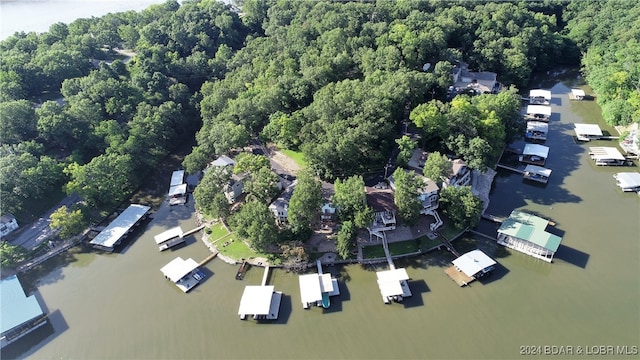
[525,121,549,141]
[269,180,297,225]
[497,210,562,263]
[451,61,498,95]
[444,159,472,188]
[613,172,640,192]
[519,144,549,166]
[445,249,497,286]
[574,123,603,142]
[569,88,586,101]
[0,214,19,238]
[529,89,551,105]
[523,165,552,184]
[89,204,151,252]
[389,169,443,231]
[0,275,48,348]
[160,256,204,293]
[525,105,551,122]
[209,155,235,168]
[224,173,246,204]
[589,146,628,166]
[376,268,412,304]
[366,184,397,241]
[320,202,336,223]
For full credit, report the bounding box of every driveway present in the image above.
[9,193,81,250]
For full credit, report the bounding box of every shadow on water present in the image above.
[268,294,291,325]
[0,309,67,360]
[477,262,509,286]
[404,279,429,308]
[554,245,590,269]
[322,283,346,314]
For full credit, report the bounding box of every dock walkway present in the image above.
[198,252,218,267]
[434,232,461,258]
[261,266,270,286]
[183,225,205,237]
[496,163,524,174]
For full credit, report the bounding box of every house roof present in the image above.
[89,204,150,249]
[523,144,549,158]
[366,188,397,212]
[154,226,183,245]
[451,159,467,177]
[524,165,552,177]
[170,170,185,187]
[238,285,275,316]
[1,214,16,224]
[574,123,603,136]
[526,105,551,116]
[210,155,235,167]
[419,175,439,194]
[1,275,45,334]
[160,257,198,282]
[529,89,551,100]
[269,180,296,210]
[452,250,497,277]
[614,172,640,189]
[497,210,562,252]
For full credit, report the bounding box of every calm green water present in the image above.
[4,71,639,359]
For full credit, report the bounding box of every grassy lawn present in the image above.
[438,221,466,241]
[418,235,442,251]
[280,149,308,168]
[206,223,229,241]
[362,240,420,259]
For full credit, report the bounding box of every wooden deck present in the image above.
[445,266,474,287]
[198,252,218,267]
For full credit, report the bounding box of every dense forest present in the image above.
[1,0,638,226]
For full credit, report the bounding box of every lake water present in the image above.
[3,69,638,359]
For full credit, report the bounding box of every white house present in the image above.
[269,180,297,224]
[0,214,19,237]
[224,173,246,204]
[444,159,472,188]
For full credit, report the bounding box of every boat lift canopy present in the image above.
[529,89,551,100]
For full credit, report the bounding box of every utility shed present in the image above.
[1,275,47,348]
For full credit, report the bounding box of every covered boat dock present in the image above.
[525,105,551,121]
[376,268,412,304]
[238,285,282,320]
[529,89,551,105]
[519,144,549,166]
[569,88,586,100]
[523,164,552,184]
[589,147,627,166]
[89,204,151,252]
[154,226,184,251]
[574,123,603,141]
[613,172,640,192]
[160,257,203,293]
[1,275,48,348]
[446,250,497,287]
[497,210,562,263]
[525,121,548,141]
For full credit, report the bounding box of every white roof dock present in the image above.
[376,268,412,303]
[298,273,337,308]
[614,172,640,191]
[89,204,150,251]
[170,170,185,187]
[527,121,548,133]
[570,88,586,99]
[523,144,549,158]
[160,257,200,292]
[452,250,497,278]
[589,147,625,161]
[526,105,552,116]
[574,123,603,138]
[524,165,552,178]
[529,89,551,100]
[238,285,282,320]
[168,183,188,197]
[154,226,184,251]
